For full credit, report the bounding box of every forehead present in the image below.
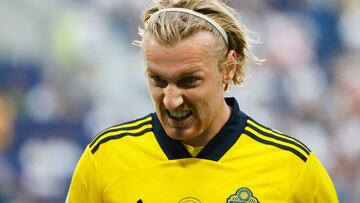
[143,32,218,75]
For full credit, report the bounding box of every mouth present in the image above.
[166,110,192,121]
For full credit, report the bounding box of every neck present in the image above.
[182,99,231,147]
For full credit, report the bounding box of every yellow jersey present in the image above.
[66,98,338,203]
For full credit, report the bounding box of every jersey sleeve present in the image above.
[288,152,339,202]
[66,146,101,203]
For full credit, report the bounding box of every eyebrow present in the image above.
[146,66,204,77]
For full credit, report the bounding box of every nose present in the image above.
[163,84,183,111]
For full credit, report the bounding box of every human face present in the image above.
[144,32,233,146]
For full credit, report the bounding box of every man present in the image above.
[67,0,339,202]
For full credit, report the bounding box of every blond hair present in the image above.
[134,0,262,90]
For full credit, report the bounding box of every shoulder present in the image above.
[88,114,153,154]
[242,116,311,163]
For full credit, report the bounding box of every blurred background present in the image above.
[0,0,359,202]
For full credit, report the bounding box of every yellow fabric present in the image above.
[66,115,339,203]
[183,143,204,157]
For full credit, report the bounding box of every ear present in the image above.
[222,50,237,82]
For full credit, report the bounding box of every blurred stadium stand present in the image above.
[0,0,359,202]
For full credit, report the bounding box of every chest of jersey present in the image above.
[103,158,286,203]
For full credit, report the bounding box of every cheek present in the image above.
[185,79,223,108]
[192,85,223,117]
[192,80,223,103]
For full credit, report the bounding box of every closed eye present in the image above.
[178,76,200,88]
[150,75,168,88]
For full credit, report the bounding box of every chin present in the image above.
[165,127,190,138]
[165,127,200,142]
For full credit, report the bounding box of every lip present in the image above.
[164,110,193,127]
[166,110,192,120]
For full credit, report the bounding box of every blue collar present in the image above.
[152,97,248,161]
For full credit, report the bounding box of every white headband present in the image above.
[149,7,229,45]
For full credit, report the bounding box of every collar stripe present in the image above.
[89,114,152,148]
[243,129,308,162]
[247,118,311,153]
[91,128,153,154]
[246,122,310,156]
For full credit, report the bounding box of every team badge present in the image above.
[178,197,201,203]
[226,187,259,203]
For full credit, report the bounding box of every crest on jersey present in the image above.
[226,187,259,203]
[178,197,201,203]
